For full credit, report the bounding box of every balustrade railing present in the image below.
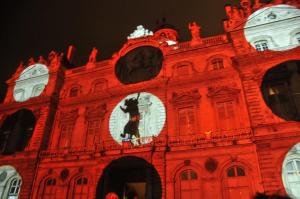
[40,128,252,158]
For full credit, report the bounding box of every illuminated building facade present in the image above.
[0,0,300,198]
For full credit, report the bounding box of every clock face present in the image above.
[109,92,166,145]
[115,46,163,84]
[13,64,49,102]
[244,4,300,51]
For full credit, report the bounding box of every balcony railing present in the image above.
[39,128,252,158]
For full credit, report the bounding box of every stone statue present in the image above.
[188,22,201,41]
[88,47,98,63]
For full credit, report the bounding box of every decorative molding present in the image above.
[207,86,240,99]
[59,109,79,125]
[85,104,107,120]
[171,89,201,106]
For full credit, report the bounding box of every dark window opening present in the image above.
[70,88,79,97]
[227,166,246,177]
[261,60,300,121]
[115,46,163,84]
[0,109,36,155]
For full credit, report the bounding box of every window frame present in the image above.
[254,40,269,51]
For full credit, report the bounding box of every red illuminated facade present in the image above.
[1,1,300,199]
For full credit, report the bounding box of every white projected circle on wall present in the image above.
[282,142,300,199]
[13,64,49,102]
[109,92,166,145]
[244,4,300,51]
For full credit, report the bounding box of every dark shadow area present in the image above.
[253,192,291,199]
[96,156,162,199]
[0,109,36,155]
[115,46,163,84]
[261,60,300,121]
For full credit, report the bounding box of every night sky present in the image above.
[0,0,242,102]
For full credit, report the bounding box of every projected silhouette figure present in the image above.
[120,93,141,144]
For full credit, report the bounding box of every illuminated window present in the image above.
[32,84,45,97]
[69,87,79,97]
[296,32,300,44]
[177,169,200,199]
[42,178,56,199]
[178,107,196,135]
[72,177,89,199]
[7,178,21,199]
[14,89,25,102]
[59,123,73,148]
[227,166,245,177]
[254,40,268,51]
[211,58,224,70]
[216,101,236,130]
[86,120,100,146]
[283,159,300,198]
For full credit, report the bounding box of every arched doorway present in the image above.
[96,156,162,199]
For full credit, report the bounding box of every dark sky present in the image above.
[0,0,241,102]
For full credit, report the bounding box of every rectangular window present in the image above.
[212,59,224,70]
[86,120,101,146]
[216,101,236,130]
[59,123,74,148]
[178,107,196,135]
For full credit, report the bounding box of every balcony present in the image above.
[39,128,252,159]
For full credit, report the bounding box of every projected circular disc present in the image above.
[13,64,49,102]
[282,142,300,199]
[244,4,300,51]
[109,92,166,145]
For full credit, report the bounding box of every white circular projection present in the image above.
[109,92,166,145]
[244,4,300,51]
[13,64,49,102]
[282,142,300,199]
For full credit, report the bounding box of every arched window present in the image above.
[69,87,79,97]
[211,58,224,70]
[72,177,89,199]
[0,166,22,199]
[8,178,22,199]
[31,84,45,97]
[42,178,57,199]
[222,165,251,199]
[176,169,200,199]
[283,159,300,198]
[254,40,268,51]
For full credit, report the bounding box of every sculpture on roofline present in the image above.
[88,47,98,63]
[188,22,201,41]
[127,25,153,40]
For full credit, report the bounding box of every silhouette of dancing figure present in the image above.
[120,93,141,144]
